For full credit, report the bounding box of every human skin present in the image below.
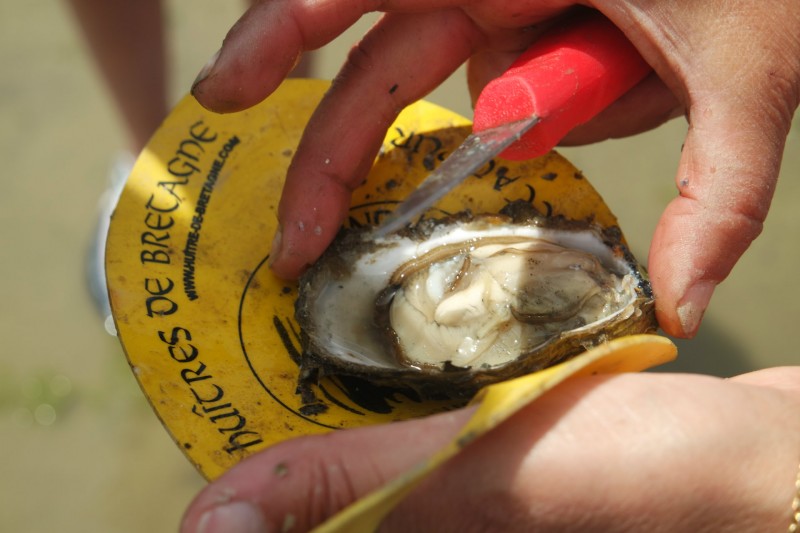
[181,368,800,532]
[183,2,800,531]
[191,0,800,339]
[66,0,168,153]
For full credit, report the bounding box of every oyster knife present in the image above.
[374,11,651,238]
[374,115,539,237]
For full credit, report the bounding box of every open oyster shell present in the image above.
[295,201,656,400]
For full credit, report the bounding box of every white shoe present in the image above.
[86,152,135,336]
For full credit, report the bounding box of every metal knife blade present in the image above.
[373,115,539,238]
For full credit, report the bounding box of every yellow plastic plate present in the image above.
[106,79,673,481]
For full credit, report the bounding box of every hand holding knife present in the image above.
[374,12,651,237]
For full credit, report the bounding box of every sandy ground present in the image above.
[1,1,798,531]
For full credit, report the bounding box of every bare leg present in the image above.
[66,0,167,327]
[66,0,167,153]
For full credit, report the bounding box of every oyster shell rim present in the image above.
[294,201,656,400]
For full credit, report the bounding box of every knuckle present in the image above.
[302,454,359,525]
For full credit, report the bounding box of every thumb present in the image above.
[642,6,800,337]
[648,94,792,338]
[179,408,471,533]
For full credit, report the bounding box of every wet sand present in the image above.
[1,1,798,531]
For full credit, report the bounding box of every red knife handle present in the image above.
[472,12,651,161]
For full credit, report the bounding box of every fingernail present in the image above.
[193,48,221,88]
[676,280,715,337]
[195,501,269,533]
[268,225,283,267]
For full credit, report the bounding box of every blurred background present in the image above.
[1,1,798,531]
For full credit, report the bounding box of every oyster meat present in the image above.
[295,201,656,399]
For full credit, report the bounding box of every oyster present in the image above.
[295,201,656,400]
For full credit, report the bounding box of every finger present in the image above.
[191,0,479,113]
[648,84,797,338]
[594,2,800,338]
[179,407,472,533]
[560,72,684,145]
[191,0,367,112]
[269,10,481,279]
[650,114,778,338]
